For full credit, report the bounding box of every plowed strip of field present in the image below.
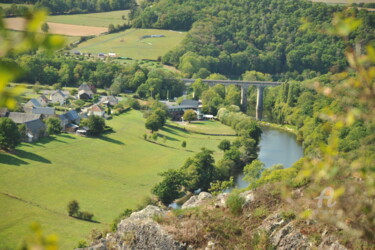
[4,18,107,36]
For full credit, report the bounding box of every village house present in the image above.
[36,94,49,107]
[7,112,45,142]
[23,119,46,142]
[100,95,118,106]
[59,110,80,132]
[85,104,105,117]
[167,99,202,120]
[29,107,55,119]
[23,98,41,112]
[78,83,94,100]
[8,112,42,124]
[50,90,67,105]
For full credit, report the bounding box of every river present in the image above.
[234,126,304,189]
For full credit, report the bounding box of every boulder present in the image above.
[78,206,186,250]
[182,192,212,209]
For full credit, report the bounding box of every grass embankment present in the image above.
[0,110,234,249]
[47,10,130,28]
[75,29,186,60]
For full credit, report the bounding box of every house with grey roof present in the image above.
[24,119,46,142]
[50,90,67,105]
[23,98,41,113]
[100,95,118,106]
[30,107,55,119]
[36,94,49,107]
[8,112,42,124]
[167,99,202,120]
[78,83,94,100]
[59,110,80,131]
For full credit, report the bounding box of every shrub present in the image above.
[151,133,158,141]
[181,140,186,148]
[79,211,94,221]
[226,193,245,216]
[143,133,147,140]
[77,240,88,248]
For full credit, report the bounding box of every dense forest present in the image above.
[0,0,136,15]
[131,0,375,79]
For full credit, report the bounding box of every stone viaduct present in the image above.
[180,79,282,120]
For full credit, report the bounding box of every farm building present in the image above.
[78,83,94,100]
[50,90,67,105]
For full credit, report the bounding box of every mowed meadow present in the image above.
[76,29,186,60]
[0,110,235,249]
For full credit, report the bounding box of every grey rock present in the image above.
[182,192,212,209]
[78,206,186,250]
[319,236,348,250]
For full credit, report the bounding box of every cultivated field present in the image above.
[75,29,186,60]
[47,10,130,28]
[0,110,234,249]
[4,18,107,36]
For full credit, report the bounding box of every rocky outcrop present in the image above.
[181,192,212,209]
[78,205,186,250]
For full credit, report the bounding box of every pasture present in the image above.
[75,29,186,60]
[4,18,107,36]
[0,110,234,249]
[47,10,130,28]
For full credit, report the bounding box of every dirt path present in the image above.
[4,18,107,36]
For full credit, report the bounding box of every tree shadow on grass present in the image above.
[98,135,125,145]
[0,153,28,166]
[15,149,52,164]
[58,134,76,140]
[70,215,100,224]
[160,134,179,142]
[162,125,190,136]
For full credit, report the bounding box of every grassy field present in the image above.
[75,29,186,60]
[172,120,236,135]
[0,110,234,249]
[47,10,130,28]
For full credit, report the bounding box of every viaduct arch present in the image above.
[180,79,282,120]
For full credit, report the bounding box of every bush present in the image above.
[226,193,245,216]
[181,140,186,148]
[280,210,296,221]
[79,211,94,221]
[77,240,88,248]
[151,133,158,141]
[67,200,79,216]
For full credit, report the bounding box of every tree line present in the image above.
[1,53,184,100]
[0,0,137,15]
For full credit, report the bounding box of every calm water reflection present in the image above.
[235,127,303,189]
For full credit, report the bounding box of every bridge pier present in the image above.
[241,86,248,112]
[256,86,265,120]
